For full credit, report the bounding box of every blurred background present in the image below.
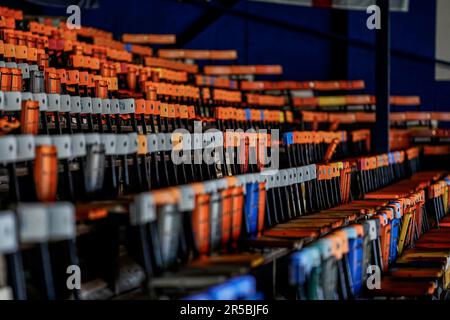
[1,0,449,110]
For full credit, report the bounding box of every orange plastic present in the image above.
[34,145,58,202]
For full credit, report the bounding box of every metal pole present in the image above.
[331,9,349,80]
[375,0,390,153]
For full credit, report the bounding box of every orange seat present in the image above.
[373,278,437,298]
[390,267,443,279]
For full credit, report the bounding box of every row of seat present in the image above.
[0,202,76,300]
[0,127,372,204]
[366,173,450,298]
[0,140,421,300]
[121,146,421,299]
[285,167,449,299]
[0,5,448,301]
[300,111,450,125]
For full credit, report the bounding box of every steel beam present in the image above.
[374,0,391,153]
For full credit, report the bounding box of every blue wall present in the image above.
[42,0,448,111]
[348,0,449,111]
